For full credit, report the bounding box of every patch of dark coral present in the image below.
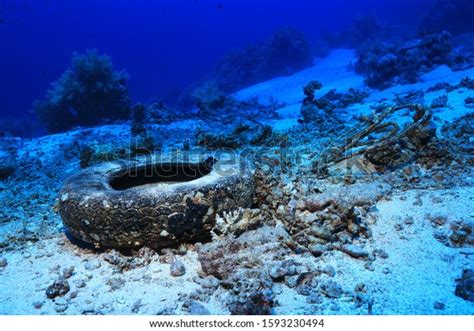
[355,31,464,89]
[300,80,369,124]
[455,269,474,302]
[34,50,131,133]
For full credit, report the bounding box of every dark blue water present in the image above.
[0,0,436,126]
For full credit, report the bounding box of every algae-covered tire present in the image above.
[58,154,255,249]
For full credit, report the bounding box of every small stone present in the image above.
[160,230,169,237]
[69,291,78,299]
[319,280,343,298]
[340,244,369,259]
[170,258,186,277]
[33,301,44,309]
[286,275,299,288]
[374,249,389,259]
[186,300,210,315]
[84,259,101,270]
[308,244,327,257]
[106,277,126,291]
[73,278,87,288]
[0,256,7,268]
[403,217,414,225]
[322,265,336,277]
[382,267,390,274]
[394,223,403,231]
[269,265,287,281]
[46,278,70,299]
[433,302,445,310]
[455,269,474,302]
[306,292,322,304]
[364,262,375,271]
[55,301,68,313]
[63,266,75,279]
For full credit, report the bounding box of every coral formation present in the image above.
[355,32,454,88]
[34,50,131,133]
[300,80,369,123]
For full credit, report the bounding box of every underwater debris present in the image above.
[58,155,255,249]
[312,104,437,174]
[34,50,131,133]
[355,31,453,89]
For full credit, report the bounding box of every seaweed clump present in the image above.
[34,50,131,133]
[355,32,453,89]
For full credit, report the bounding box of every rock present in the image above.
[269,265,287,281]
[306,292,322,304]
[0,163,14,180]
[170,258,186,277]
[62,266,74,279]
[322,265,336,277]
[185,300,210,315]
[73,278,87,288]
[455,269,474,302]
[433,302,445,310]
[0,257,7,268]
[308,244,327,257]
[319,280,343,298]
[46,278,70,299]
[296,272,317,296]
[54,298,69,313]
[33,301,44,309]
[106,277,126,291]
[228,290,274,315]
[84,259,101,270]
[339,244,369,259]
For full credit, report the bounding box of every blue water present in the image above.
[1,0,436,126]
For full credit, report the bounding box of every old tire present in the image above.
[58,154,255,249]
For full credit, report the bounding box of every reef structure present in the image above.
[58,154,255,249]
